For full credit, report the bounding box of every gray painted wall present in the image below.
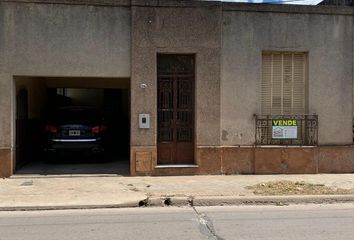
[0,74,12,148]
[221,11,353,145]
[0,2,131,77]
[0,0,352,150]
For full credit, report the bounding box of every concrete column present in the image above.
[0,74,13,177]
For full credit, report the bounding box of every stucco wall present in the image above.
[0,0,353,177]
[0,1,131,77]
[0,74,12,149]
[221,10,353,145]
[131,1,222,147]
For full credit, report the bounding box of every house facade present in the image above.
[0,0,353,177]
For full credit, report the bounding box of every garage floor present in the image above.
[14,158,129,176]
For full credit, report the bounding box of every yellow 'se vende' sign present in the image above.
[272,120,297,126]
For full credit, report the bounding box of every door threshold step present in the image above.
[155,164,198,169]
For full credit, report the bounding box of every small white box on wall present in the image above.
[139,113,150,129]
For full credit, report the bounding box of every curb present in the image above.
[150,195,354,207]
[0,202,140,211]
[1,195,354,211]
[191,195,354,206]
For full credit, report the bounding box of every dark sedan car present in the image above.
[43,106,108,157]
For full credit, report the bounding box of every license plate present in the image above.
[68,130,81,136]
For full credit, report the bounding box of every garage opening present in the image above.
[14,77,130,176]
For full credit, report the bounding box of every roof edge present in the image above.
[0,0,131,7]
[222,2,354,15]
[1,0,353,15]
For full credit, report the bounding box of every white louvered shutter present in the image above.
[292,53,307,114]
[272,53,282,115]
[261,52,307,115]
[261,54,272,114]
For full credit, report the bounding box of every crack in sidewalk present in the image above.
[192,206,225,240]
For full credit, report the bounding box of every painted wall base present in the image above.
[0,145,352,177]
[0,149,12,177]
[130,145,354,176]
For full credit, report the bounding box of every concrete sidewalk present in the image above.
[1,174,354,210]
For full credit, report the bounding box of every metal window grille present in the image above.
[255,115,318,146]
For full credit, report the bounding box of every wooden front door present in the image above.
[157,54,194,164]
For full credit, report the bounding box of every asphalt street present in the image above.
[0,204,353,240]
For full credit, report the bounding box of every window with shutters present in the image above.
[261,52,308,115]
[257,52,317,146]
